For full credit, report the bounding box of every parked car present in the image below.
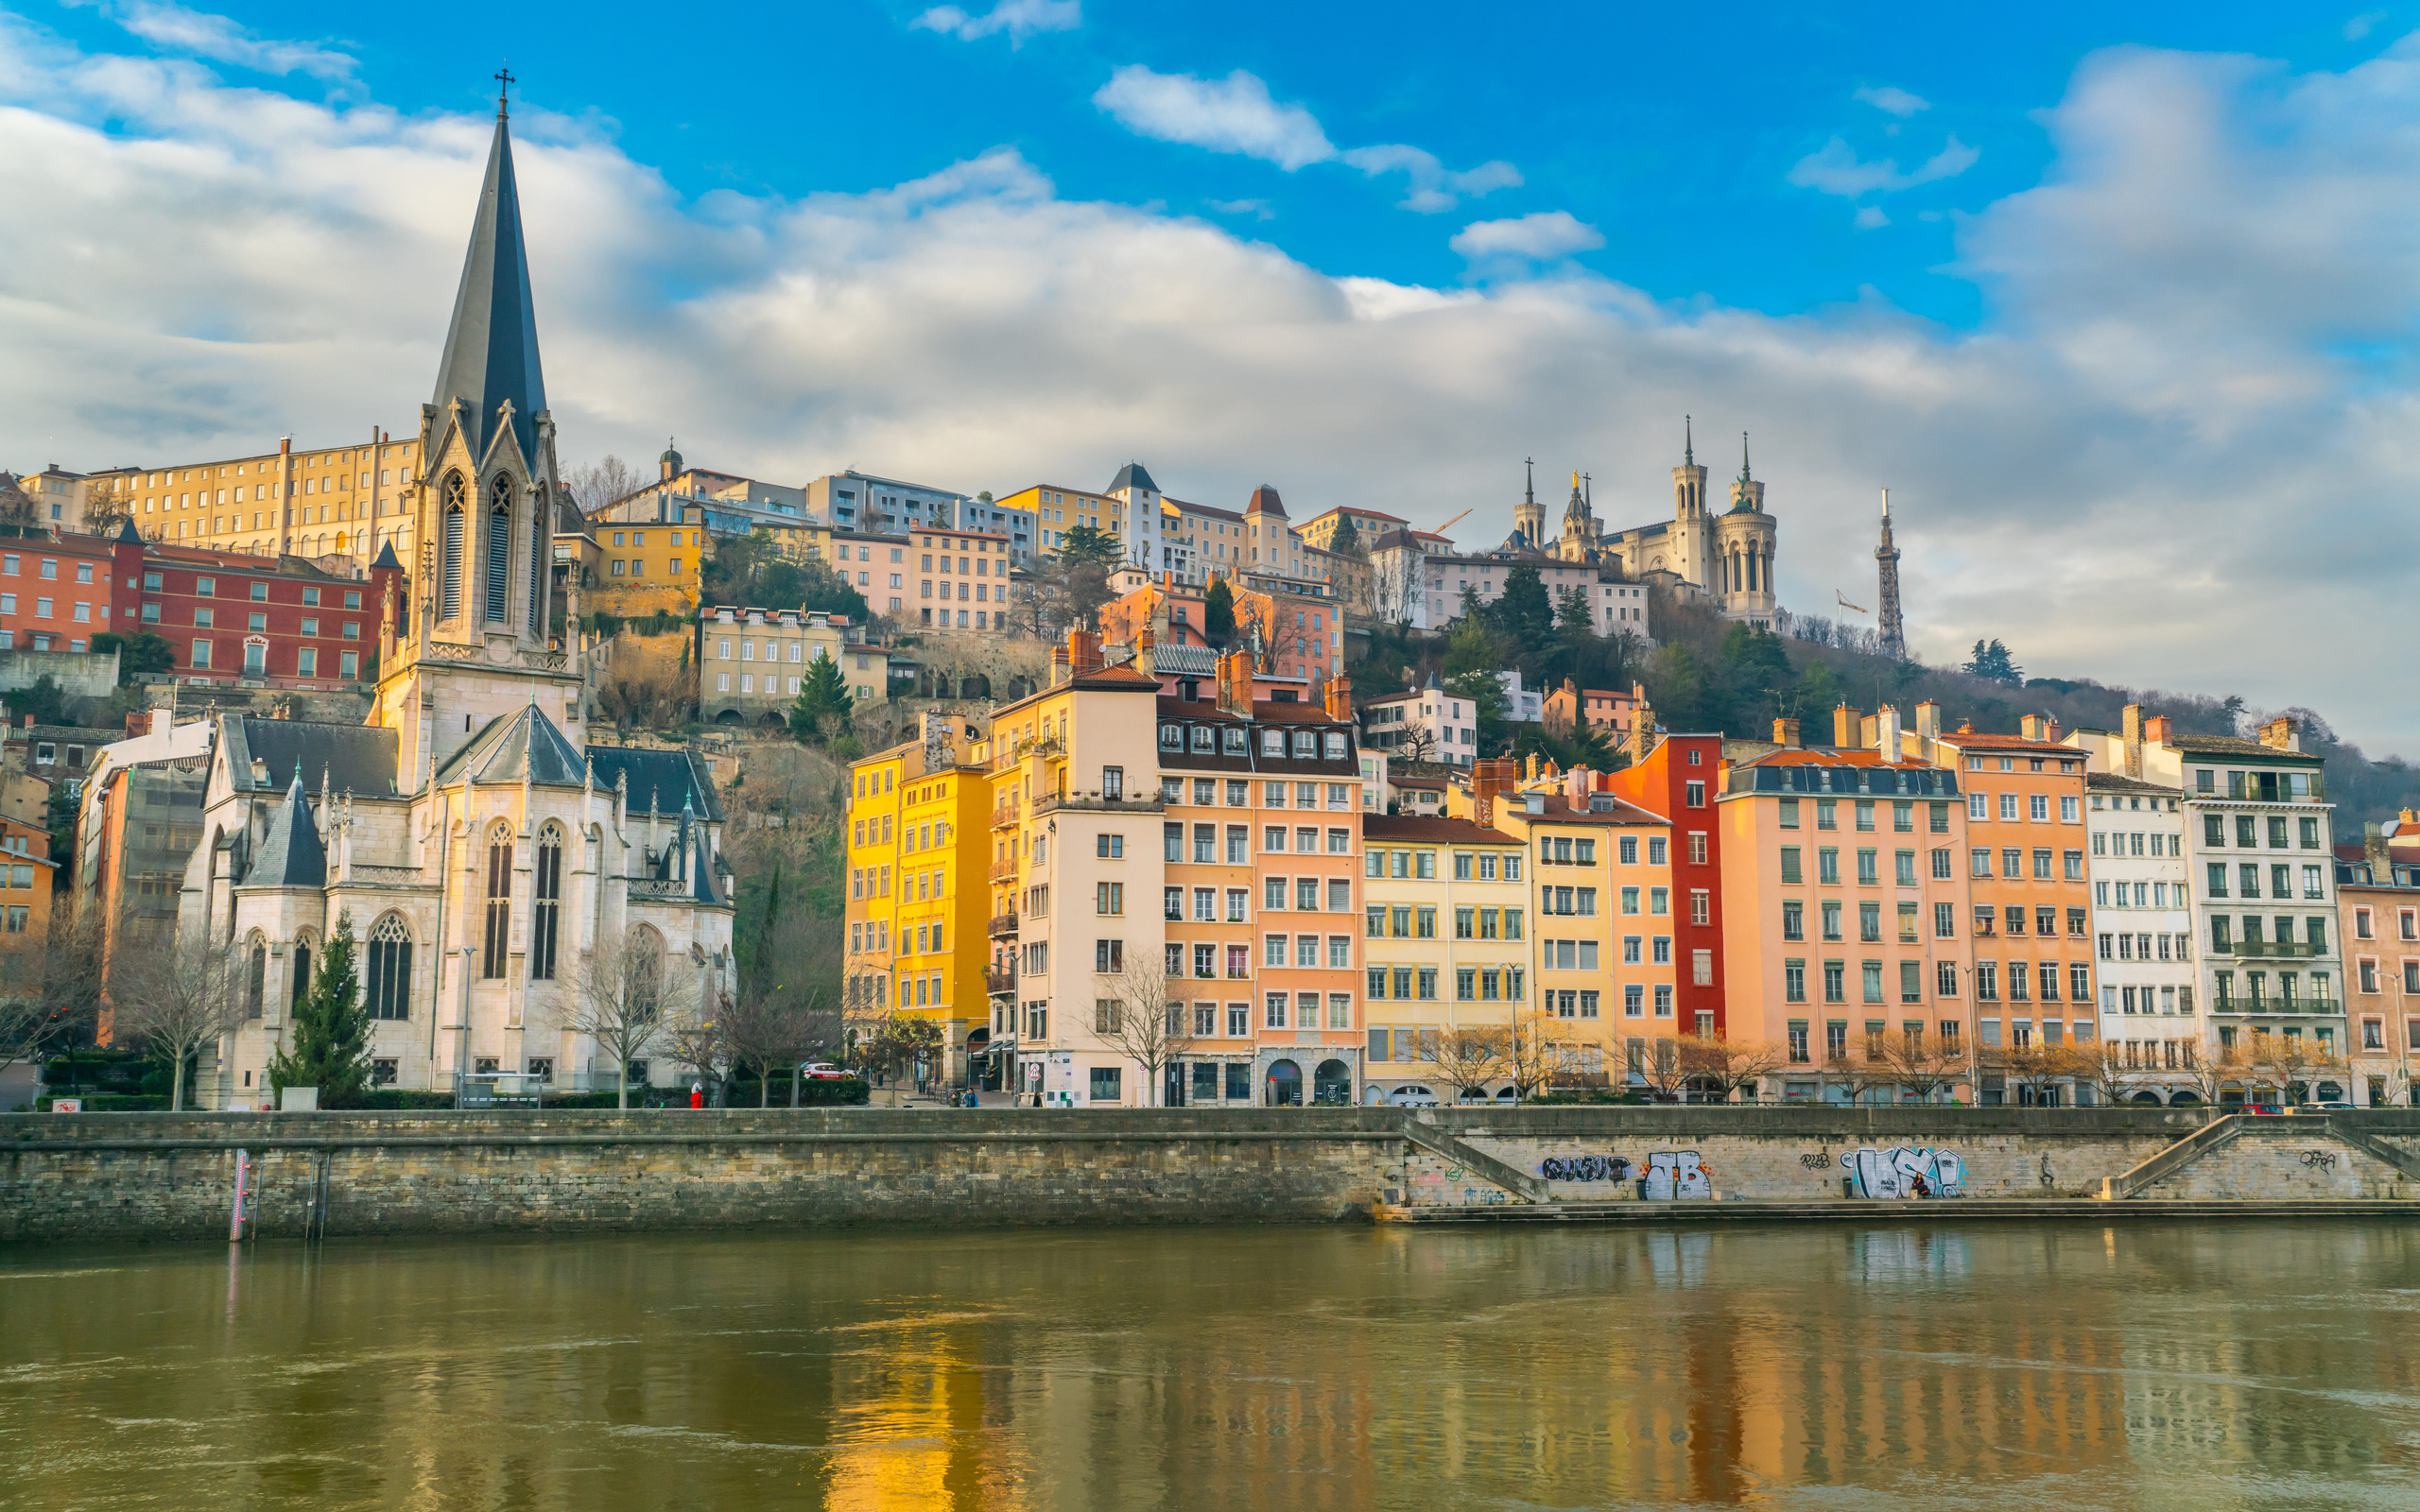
[1388,1085,1441,1108]
[2293,1101,2358,1112]
[2241,1102,2285,1115]
[800,1062,850,1081]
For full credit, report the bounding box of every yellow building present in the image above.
[1358,815,1530,1104]
[78,430,421,572]
[844,714,992,1087]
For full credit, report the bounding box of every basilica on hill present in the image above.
[164,86,734,1105]
[1500,421,1779,627]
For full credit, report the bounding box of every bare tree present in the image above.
[2172,1038,2251,1109]
[107,930,246,1111]
[564,455,646,516]
[661,1002,734,1106]
[556,931,694,1109]
[596,659,686,731]
[1504,1007,1568,1100]
[2066,1038,2145,1108]
[2253,1033,2347,1105]
[1430,1025,1512,1102]
[1679,1035,1790,1104]
[1871,1028,1971,1105]
[1364,541,1428,630]
[721,988,829,1107]
[78,473,135,538]
[1095,958,1193,1108]
[0,472,38,530]
[1995,1041,2072,1107]
[1631,1035,1697,1102]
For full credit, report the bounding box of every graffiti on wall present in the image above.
[1540,1155,1633,1183]
[1841,1146,1965,1198]
[1643,1151,1713,1199]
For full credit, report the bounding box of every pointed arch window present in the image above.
[530,822,562,981]
[627,925,665,1022]
[290,934,315,1016]
[527,484,547,636]
[482,824,513,978]
[245,933,267,1019]
[485,474,513,623]
[367,914,413,1021]
[440,472,467,621]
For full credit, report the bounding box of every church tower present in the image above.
[1668,417,1709,587]
[1557,470,1595,560]
[374,74,583,786]
[1713,429,1778,626]
[1876,489,1905,660]
[1512,457,1545,549]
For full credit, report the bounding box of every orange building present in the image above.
[0,812,59,994]
[1906,708,2098,1099]
[1543,680,1646,743]
[1717,712,1976,1103]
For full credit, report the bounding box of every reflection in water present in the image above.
[4,1221,2418,1509]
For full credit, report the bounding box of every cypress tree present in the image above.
[268,912,375,1108]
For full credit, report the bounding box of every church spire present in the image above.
[1684,415,1693,467]
[1738,432,1753,483]
[432,86,547,468]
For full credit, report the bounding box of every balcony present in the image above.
[986,966,1017,996]
[2227,940,2323,960]
[2209,996,2342,1016]
[1032,790,1166,816]
[991,800,1021,829]
[988,859,1020,883]
[987,912,1019,939]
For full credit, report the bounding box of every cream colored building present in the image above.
[79,430,423,576]
[700,606,879,725]
[1358,815,1529,1103]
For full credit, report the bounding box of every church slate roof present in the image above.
[243,773,326,888]
[230,718,401,797]
[436,702,587,787]
[432,110,547,466]
[587,745,724,823]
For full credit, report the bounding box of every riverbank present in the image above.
[9,1106,2420,1244]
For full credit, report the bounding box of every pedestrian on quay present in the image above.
[690,1081,704,1110]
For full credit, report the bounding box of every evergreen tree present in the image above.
[1963,638,2022,685]
[1059,524,1126,569]
[1445,670,1511,756]
[788,651,852,745]
[268,913,374,1108]
[1720,623,1794,727]
[1647,643,1708,733]
[1491,564,1555,647]
[1443,615,1506,682]
[1553,585,1594,634]
[1329,512,1362,558]
[1203,578,1236,641]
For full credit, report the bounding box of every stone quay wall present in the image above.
[8,1107,2420,1245]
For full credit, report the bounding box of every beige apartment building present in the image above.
[1358,814,1529,1104]
[700,606,881,725]
[79,430,421,574]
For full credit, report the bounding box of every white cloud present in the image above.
[911,0,1080,46]
[1340,144,1520,213]
[104,1,356,81]
[1789,134,1979,197]
[6,26,2420,747]
[1854,205,1889,229]
[1855,85,1929,116]
[1206,198,1274,219]
[1092,65,1334,170]
[2346,11,2387,41]
[1448,210,1604,261]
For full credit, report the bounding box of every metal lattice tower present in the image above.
[1876,489,1906,661]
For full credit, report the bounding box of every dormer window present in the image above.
[1159,724,1181,751]
[1190,727,1214,753]
[1261,729,1284,758]
[1222,728,1247,755]
[1323,733,1347,760]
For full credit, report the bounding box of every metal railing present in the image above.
[1032,791,1165,816]
[2210,996,2342,1016]
[987,912,1019,938]
[986,967,1016,995]
[2228,940,2323,959]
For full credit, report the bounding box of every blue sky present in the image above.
[4,2,2419,746]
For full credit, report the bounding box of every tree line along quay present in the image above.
[10,77,2420,1127]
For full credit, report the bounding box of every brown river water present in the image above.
[4,1220,2418,1510]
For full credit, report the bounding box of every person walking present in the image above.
[690,1081,705,1110]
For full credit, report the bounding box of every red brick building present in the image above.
[0,528,116,652]
[110,524,407,688]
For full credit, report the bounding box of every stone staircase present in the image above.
[2103,1114,2420,1201]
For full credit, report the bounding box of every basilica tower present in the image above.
[1713,430,1777,626]
[1512,457,1545,549]
[374,77,583,786]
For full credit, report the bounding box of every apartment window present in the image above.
[1780,846,1802,885]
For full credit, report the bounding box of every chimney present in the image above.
[2367,822,2389,881]
[2143,714,2172,747]
[2019,713,2047,742]
[2259,715,2299,753]
[1833,703,1862,750]
[2121,702,2143,779]
[1323,676,1352,721]
[1064,628,1103,679]
[1772,717,1801,747]
[1473,756,1515,827]
[1858,713,1878,750]
[1564,766,1590,811]
[1878,705,1903,765]
[2402,808,2417,827]
[1625,689,1657,765]
[1914,702,1940,740]
[1525,751,1540,783]
[1217,649,1254,717]
[1050,643,1070,686]
[1136,627,1155,679]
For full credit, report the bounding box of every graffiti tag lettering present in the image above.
[1644,1151,1712,1199]
[1841,1146,1965,1199]
[1540,1155,1633,1183]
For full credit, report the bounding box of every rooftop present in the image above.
[1363,815,1515,844]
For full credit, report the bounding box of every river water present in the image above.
[4,1220,2417,1510]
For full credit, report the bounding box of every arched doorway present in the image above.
[1266,1058,1302,1108]
[964,1028,994,1093]
[1312,1058,1351,1107]
[2169,1090,2202,1105]
[2130,1090,2166,1105]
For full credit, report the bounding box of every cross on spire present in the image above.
[494,65,515,120]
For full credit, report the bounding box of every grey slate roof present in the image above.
[1108,461,1158,495]
[230,717,401,797]
[587,745,723,823]
[244,773,326,888]
[433,112,547,466]
[436,702,587,787]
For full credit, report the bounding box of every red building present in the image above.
[1609,732,1732,1038]
[108,524,406,688]
[0,528,117,652]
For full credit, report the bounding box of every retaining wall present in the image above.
[9,1107,2420,1245]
